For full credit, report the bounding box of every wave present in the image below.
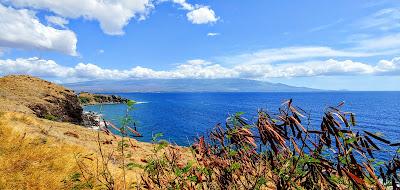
[135,101,149,104]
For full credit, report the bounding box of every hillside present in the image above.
[0,75,395,189]
[0,75,191,189]
[0,75,82,123]
[65,78,320,93]
[0,111,190,189]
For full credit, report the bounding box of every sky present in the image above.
[0,0,400,91]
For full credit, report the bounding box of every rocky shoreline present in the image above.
[82,111,103,130]
[0,75,131,132]
[78,92,131,129]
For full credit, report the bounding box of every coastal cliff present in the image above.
[78,92,129,105]
[0,75,129,127]
[0,75,82,123]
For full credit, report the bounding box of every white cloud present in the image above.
[234,59,379,78]
[3,0,219,35]
[1,56,399,82]
[220,46,372,66]
[207,32,220,36]
[187,6,218,24]
[375,57,400,75]
[45,15,69,28]
[359,8,400,30]
[0,0,219,56]
[309,19,343,32]
[0,4,77,55]
[348,8,400,53]
[3,0,154,35]
[353,33,400,51]
[98,49,105,54]
[168,0,219,24]
[0,57,72,77]
[170,0,193,10]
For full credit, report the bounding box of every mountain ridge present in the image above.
[64,78,321,93]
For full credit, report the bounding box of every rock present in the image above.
[82,111,102,128]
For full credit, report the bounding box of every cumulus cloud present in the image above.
[168,0,219,24]
[1,56,399,82]
[0,4,77,55]
[375,57,400,75]
[45,15,69,28]
[234,59,379,78]
[0,57,72,77]
[187,6,218,24]
[4,0,219,35]
[3,0,154,35]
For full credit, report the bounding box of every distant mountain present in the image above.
[64,79,321,93]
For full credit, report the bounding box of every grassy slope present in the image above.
[0,75,191,189]
[0,111,190,189]
[0,75,83,124]
[0,75,73,114]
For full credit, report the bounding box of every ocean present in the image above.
[84,92,400,159]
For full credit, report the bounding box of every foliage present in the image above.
[140,133,200,189]
[44,113,58,121]
[79,96,90,104]
[140,99,400,189]
[69,99,400,189]
[72,100,141,189]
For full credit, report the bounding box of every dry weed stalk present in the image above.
[72,99,400,190]
[141,99,400,190]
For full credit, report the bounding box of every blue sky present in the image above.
[0,0,400,90]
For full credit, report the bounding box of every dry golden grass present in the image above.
[0,111,191,189]
[0,75,83,123]
[0,75,72,112]
[0,112,80,189]
[0,75,192,189]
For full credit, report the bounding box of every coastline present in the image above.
[81,101,126,106]
[78,92,129,106]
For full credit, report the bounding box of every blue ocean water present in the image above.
[84,92,400,151]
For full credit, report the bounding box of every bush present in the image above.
[71,99,400,189]
[78,97,90,104]
[44,113,58,121]
[140,100,400,189]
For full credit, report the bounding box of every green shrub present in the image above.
[78,97,90,104]
[44,114,58,121]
